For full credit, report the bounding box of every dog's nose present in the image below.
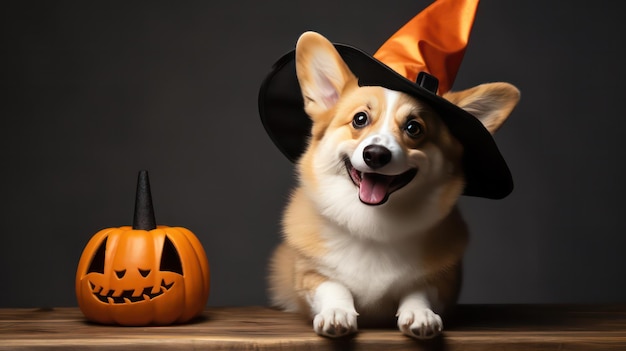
[363,145,392,169]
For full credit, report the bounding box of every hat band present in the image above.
[416,72,439,94]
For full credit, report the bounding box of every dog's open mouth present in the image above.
[345,159,417,206]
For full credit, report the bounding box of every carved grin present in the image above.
[90,279,174,304]
[344,159,418,206]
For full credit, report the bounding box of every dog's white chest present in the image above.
[319,229,424,307]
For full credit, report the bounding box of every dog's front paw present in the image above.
[313,307,358,338]
[397,308,443,339]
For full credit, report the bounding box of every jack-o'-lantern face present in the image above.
[75,226,210,326]
[86,231,183,305]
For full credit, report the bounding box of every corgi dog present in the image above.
[268,32,520,339]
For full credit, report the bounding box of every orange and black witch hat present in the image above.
[258,0,513,199]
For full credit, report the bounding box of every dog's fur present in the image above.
[268,32,520,339]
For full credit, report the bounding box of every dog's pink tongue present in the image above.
[359,173,392,205]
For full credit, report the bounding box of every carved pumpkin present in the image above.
[75,171,210,326]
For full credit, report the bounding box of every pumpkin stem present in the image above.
[132,170,157,230]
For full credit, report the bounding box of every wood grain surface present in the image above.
[1,305,625,350]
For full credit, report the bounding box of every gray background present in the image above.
[2,1,625,308]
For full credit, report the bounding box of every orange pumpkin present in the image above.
[75,171,210,326]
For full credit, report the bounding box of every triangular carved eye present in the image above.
[139,268,151,277]
[115,269,126,279]
[159,236,183,275]
[87,237,107,274]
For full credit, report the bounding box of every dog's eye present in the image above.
[352,112,369,129]
[405,119,424,138]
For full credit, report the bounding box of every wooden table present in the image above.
[1,305,625,350]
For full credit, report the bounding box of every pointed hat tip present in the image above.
[132,170,157,230]
[373,0,479,94]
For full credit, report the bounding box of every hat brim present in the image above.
[258,44,513,199]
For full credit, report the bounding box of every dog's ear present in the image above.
[295,31,357,117]
[443,82,520,134]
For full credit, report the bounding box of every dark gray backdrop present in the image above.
[2,1,625,308]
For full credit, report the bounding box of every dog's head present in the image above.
[295,32,519,215]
